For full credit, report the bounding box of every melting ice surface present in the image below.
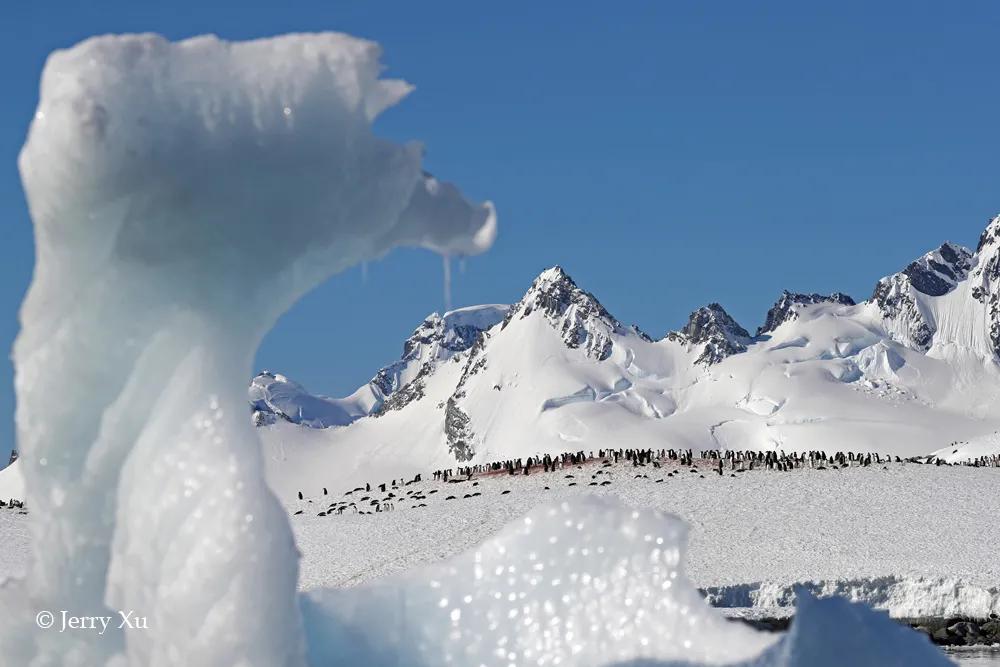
[303,497,951,667]
[4,32,493,666]
[1,32,952,667]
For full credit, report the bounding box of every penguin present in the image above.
[297,491,303,500]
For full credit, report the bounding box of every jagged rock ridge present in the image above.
[970,215,1000,355]
[759,291,856,336]
[872,242,974,351]
[668,303,753,365]
[502,266,625,361]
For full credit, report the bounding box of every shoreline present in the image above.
[735,614,1000,647]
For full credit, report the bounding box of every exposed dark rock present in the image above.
[444,397,475,461]
[670,303,752,365]
[871,241,973,351]
[758,291,855,335]
[970,215,1000,357]
[736,614,1000,647]
[370,308,506,410]
[503,266,625,361]
[373,363,431,416]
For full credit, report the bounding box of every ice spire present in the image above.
[6,32,495,666]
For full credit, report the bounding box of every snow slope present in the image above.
[932,430,1000,464]
[0,496,955,667]
[4,461,996,619]
[258,218,1000,499]
[281,460,1000,620]
[0,460,24,502]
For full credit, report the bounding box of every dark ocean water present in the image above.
[949,647,1000,666]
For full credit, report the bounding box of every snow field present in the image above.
[284,459,1000,619]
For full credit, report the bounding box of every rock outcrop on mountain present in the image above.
[372,305,508,401]
[759,291,856,336]
[668,304,753,365]
[253,305,507,426]
[501,266,625,361]
[970,215,1000,356]
[871,242,974,351]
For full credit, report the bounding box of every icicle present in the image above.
[442,254,452,312]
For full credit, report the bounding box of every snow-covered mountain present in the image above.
[251,305,508,427]
[256,215,1000,498]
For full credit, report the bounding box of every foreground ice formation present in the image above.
[3,32,493,666]
[302,497,949,667]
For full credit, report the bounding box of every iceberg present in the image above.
[302,497,948,667]
[5,32,493,666]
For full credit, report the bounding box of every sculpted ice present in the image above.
[5,32,494,666]
[301,497,950,667]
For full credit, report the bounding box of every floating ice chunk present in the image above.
[749,591,952,667]
[9,32,495,666]
[303,496,776,666]
[302,497,950,667]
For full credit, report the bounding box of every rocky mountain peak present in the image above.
[970,215,1000,356]
[758,290,856,335]
[975,214,1000,255]
[372,304,508,408]
[903,242,973,297]
[399,306,506,362]
[504,266,624,361]
[672,303,752,365]
[872,241,974,351]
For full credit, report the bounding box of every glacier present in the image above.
[0,31,963,667]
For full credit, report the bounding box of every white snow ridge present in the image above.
[0,30,984,667]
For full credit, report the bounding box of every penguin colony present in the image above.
[292,448,1000,517]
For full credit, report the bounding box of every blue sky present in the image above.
[2,2,999,454]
